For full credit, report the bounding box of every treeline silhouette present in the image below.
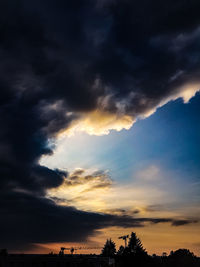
[101,232,200,267]
[0,233,199,267]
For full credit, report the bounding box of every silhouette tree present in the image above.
[127,232,147,256]
[170,249,195,258]
[168,249,197,267]
[101,239,116,257]
[117,245,125,255]
[0,249,7,257]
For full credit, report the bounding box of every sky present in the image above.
[0,0,200,256]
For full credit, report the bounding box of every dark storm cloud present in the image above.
[171,219,198,226]
[0,0,200,250]
[0,190,197,250]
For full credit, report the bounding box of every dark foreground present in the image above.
[0,253,200,267]
[0,254,109,267]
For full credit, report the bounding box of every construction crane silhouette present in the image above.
[118,235,129,248]
[59,246,101,255]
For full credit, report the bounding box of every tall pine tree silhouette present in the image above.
[127,232,147,256]
[101,239,116,257]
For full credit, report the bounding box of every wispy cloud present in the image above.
[59,169,112,190]
[47,166,199,230]
[136,165,160,182]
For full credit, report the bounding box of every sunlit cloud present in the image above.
[47,165,199,223]
[60,110,134,137]
[56,83,200,138]
[140,83,200,119]
[47,169,113,211]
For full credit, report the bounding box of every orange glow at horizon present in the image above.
[17,222,200,256]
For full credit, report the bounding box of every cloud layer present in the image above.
[0,0,200,250]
